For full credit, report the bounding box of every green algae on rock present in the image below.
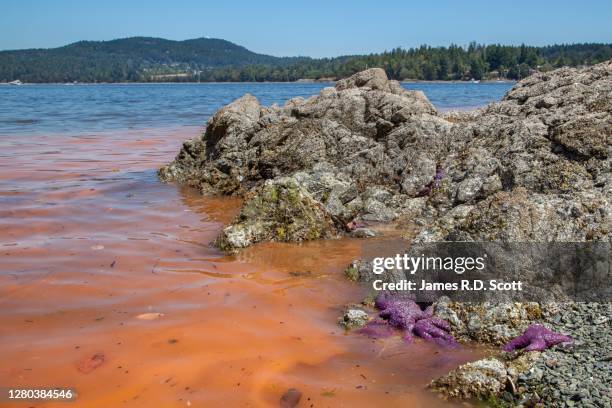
[215,177,337,252]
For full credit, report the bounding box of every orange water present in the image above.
[0,127,483,407]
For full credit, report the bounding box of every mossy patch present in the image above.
[216,177,337,251]
[344,266,359,282]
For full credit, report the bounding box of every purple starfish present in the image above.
[417,165,445,197]
[360,293,458,347]
[503,324,572,352]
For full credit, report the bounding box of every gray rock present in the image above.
[339,308,370,329]
[335,68,391,92]
[432,300,541,344]
[430,358,508,399]
[350,228,377,238]
[431,352,541,402]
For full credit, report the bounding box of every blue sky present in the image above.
[1,0,610,57]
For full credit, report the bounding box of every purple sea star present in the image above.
[417,165,445,197]
[361,293,458,347]
[502,324,572,352]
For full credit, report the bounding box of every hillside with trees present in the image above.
[0,38,609,83]
[0,37,309,83]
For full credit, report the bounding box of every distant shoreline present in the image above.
[403,79,515,84]
[0,79,516,85]
[2,38,608,85]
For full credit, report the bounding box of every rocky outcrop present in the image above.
[430,357,510,400]
[161,62,611,250]
[160,67,451,250]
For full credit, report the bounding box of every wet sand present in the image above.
[0,127,484,407]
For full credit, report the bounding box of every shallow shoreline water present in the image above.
[0,126,487,407]
[0,82,513,135]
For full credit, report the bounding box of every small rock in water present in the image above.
[339,309,370,329]
[350,228,377,238]
[77,352,105,373]
[279,388,302,408]
[90,244,104,250]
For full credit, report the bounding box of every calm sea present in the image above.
[0,82,513,135]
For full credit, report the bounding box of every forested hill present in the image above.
[0,38,610,83]
[0,37,309,82]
